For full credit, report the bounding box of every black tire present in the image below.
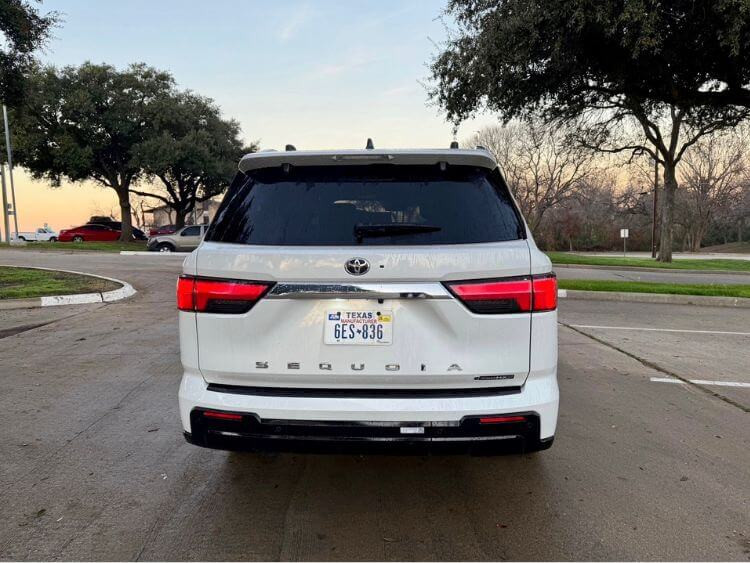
[523,436,554,453]
[72,235,84,243]
[156,242,175,253]
[49,237,57,242]
[18,236,25,241]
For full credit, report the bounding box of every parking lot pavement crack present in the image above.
[560,323,750,414]
[0,304,105,339]
[277,457,314,561]
[0,322,51,339]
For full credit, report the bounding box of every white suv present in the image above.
[178,146,558,454]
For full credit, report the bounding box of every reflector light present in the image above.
[177,276,271,314]
[479,416,526,424]
[203,410,243,421]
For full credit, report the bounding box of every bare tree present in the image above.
[465,120,596,234]
[574,102,750,261]
[679,129,747,251]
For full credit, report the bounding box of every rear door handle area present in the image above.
[266,283,452,300]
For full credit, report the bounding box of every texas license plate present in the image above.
[324,310,393,345]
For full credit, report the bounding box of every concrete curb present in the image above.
[0,264,136,310]
[120,251,190,256]
[558,288,750,308]
[552,263,750,276]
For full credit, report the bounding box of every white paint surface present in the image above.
[41,293,103,306]
[570,324,750,337]
[650,377,750,388]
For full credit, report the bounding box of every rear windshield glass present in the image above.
[205,164,524,246]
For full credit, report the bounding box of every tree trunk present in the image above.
[692,222,708,252]
[175,208,187,229]
[117,189,133,242]
[657,163,677,262]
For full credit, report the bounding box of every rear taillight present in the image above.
[531,273,557,311]
[177,276,272,314]
[445,273,557,314]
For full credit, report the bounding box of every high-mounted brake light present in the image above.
[445,273,557,314]
[177,276,272,314]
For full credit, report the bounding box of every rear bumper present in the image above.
[183,412,553,454]
[178,368,558,453]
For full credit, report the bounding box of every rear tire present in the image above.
[72,235,84,243]
[18,236,25,241]
[157,242,175,252]
[49,237,57,242]
[524,436,554,453]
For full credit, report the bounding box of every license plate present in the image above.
[324,310,393,345]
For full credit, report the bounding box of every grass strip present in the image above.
[546,252,750,272]
[558,279,750,299]
[0,266,120,300]
[0,241,147,252]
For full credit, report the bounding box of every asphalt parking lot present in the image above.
[0,250,748,561]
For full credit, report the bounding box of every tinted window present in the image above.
[181,226,201,236]
[206,165,524,246]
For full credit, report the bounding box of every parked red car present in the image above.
[149,224,177,237]
[58,224,121,242]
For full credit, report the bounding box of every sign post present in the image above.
[620,228,629,256]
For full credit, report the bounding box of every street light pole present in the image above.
[0,163,9,242]
[3,105,18,238]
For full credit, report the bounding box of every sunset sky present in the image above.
[10,0,496,232]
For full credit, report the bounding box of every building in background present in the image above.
[143,197,222,229]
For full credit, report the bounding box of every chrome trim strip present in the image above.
[267,282,452,300]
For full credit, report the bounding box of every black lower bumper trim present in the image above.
[186,409,551,455]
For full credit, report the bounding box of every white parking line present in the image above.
[650,377,750,388]
[569,324,750,336]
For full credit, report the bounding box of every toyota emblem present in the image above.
[345,257,370,276]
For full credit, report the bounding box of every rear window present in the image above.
[205,164,525,246]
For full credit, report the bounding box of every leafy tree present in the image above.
[131,92,252,228]
[430,0,750,261]
[0,0,57,107]
[12,62,174,240]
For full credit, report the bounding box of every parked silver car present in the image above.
[148,225,207,252]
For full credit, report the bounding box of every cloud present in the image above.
[381,83,421,98]
[312,51,378,78]
[278,5,312,43]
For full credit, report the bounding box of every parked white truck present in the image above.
[12,226,58,242]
